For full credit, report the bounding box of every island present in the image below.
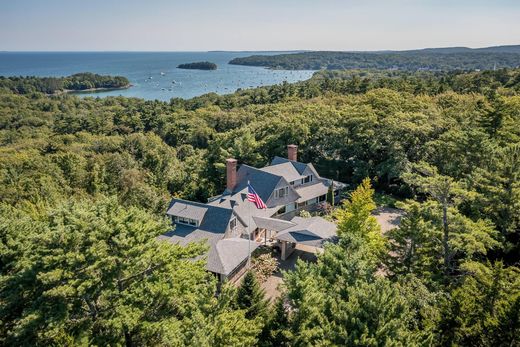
[0,73,131,95]
[177,61,217,70]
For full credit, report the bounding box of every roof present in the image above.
[275,216,337,248]
[166,200,208,221]
[213,238,260,275]
[166,199,233,233]
[235,165,281,202]
[159,227,259,275]
[207,187,281,230]
[271,156,309,175]
[295,182,329,203]
[260,162,306,183]
[252,216,295,232]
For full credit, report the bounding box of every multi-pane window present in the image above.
[275,186,289,198]
[173,215,198,227]
[303,175,313,184]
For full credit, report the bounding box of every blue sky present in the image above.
[1,0,519,51]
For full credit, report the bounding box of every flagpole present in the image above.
[247,180,251,268]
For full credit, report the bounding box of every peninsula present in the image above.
[177,61,217,70]
[229,45,520,71]
[0,73,130,95]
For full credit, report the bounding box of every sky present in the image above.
[1,0,519,51]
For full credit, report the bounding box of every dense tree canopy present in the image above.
[1,67,519,345]
[229,47,520,71]
[0,73,130,95]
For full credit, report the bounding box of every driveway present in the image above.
[373,207,404,233]
[261,246,317,301]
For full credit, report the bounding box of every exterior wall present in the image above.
[266,177,300,209]
[225,258,249,284]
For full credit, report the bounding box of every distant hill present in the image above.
[229,45,520,71]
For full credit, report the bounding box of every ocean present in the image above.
[0,52,314,101]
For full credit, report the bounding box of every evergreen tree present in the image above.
[448,261,520,346]
[0,197,213,346]
[259,296,291,347]
[236,271,269,321]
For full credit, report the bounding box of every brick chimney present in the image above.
[287,144,298,162]
[226,158,237,191]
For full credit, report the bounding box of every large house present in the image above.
[159,145,345,282]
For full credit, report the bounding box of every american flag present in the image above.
[247,182,267,209]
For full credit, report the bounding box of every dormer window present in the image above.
[172,215,198,227]
[303,175,313,184]
[275,186,289,198]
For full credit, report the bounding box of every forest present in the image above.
[0,73,130,95]
[229,47,520,71]
[0,68,519,346]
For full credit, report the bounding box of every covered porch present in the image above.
[252,215,337,261]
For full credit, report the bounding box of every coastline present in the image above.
[63,84,132,95]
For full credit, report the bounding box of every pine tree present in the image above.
[236,271,269,320]
[260,296,291,347]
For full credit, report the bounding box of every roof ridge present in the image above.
[172,198,232,212]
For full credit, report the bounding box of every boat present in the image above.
[160,72,166,76]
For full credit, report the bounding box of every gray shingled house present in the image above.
[159,145,346,282]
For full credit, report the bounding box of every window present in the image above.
[297,201,306,209]
[307,197,318,205]
[277,206,286,215]
[172,215,198,227]
[290,181,295,185]
[230,218,237,230]
[303,175,313,184]
[286,202,296,212]
[275,186,289,198]
[319,194,327,202]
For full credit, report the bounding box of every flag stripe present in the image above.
[247,183,267,209]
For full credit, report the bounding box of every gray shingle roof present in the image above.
[166,198,233,233]
[295,183,329,203]
[271,156,309,175]
[235,165,281,202]
[260,162,306,183]
[275,216,337,248]
[214,238,260,275]
[166,200,208,221]
[161,157,345,276]
[252,216,295,232]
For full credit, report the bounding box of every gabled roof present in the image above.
[166,200,207,221]
[260,162,306,183]
[213,238,260,275]
[166,199,233,233]
[275,216,337,248]
[295,183,329,203]
[159,227,259,275]
[271,156,309,175]
[235,164,282,202]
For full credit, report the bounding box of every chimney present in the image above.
[287,144,298,162]
[226,158,237,191]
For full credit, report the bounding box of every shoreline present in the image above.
[57,84,133,95]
